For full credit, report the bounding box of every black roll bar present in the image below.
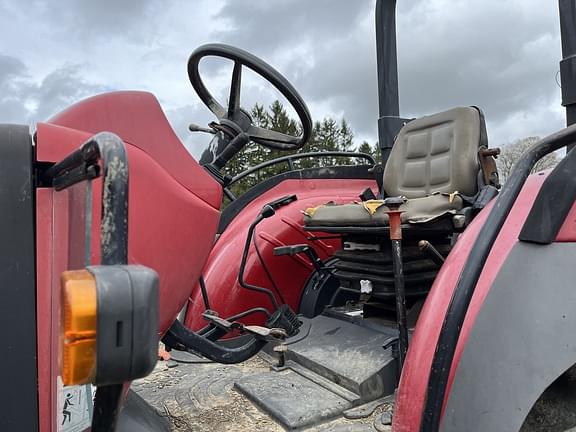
[560,0,576,129]
[375,0,409,166]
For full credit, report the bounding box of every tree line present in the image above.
[224,100,558,198]
[224,100,379,197]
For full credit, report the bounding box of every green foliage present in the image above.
[223,100,378,200]
[357,140,381,162]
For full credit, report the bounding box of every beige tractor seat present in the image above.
[304,193,463,227]
[304,106,492,231]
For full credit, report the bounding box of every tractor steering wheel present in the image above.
[188,43,312,151]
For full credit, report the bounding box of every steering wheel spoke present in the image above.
[228,61,242,119]
[247,125,300,149]
[188,43,312,151]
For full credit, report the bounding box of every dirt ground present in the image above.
[131,355,393,432]
[132,353,576,431]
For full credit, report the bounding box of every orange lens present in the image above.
[61,269,97,386]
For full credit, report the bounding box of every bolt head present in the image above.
[273,344,288,353]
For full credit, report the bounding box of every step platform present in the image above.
[132,314,398,430]
[235,315,398,429]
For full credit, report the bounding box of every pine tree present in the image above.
[357,141,374,155]
[223,100,368,199]
[357,140,381,163]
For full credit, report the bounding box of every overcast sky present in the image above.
[0,0,567,156]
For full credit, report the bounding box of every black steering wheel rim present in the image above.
[188,43,312,151]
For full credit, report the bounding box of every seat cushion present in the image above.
[303,193,464,227]
[383,107,484,198]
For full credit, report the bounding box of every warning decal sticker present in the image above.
[58,380,94,432]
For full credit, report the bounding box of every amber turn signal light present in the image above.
[60,265,159,387]
[61,269,97,386]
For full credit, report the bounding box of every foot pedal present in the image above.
[266,304,301,337]
[202,310,289,340]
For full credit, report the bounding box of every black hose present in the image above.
[198,276,211,310]
[238,213,280,309]
[253,226,287,305]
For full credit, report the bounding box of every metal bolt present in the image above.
[273,343,288,368]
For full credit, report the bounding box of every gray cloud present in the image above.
[0,54,25,80]
[0,54,107,123]
[0,55,30,122]
[215,0,371,56]
[35,65,108,120]
[33,0,163,40]
[0,0,570,152]
[397,0,562,145]
[212,0,379,140]
[212,0,566,147]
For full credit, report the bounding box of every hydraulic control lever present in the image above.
[273,244,324,273]
[237,195,302,332]
[383,196,409,372]
[267,194,297,210]
[238,194,299,309]
[418,240,445,267]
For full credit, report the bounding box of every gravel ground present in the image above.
[131,355,393,431]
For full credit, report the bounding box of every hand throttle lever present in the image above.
[274,244,324,273]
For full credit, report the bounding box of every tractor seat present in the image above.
[304,106,491,230]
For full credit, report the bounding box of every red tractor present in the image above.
[3,1,576,431]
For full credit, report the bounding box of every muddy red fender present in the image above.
[393,168,576,431]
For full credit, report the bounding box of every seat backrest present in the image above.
[383,106,486,198]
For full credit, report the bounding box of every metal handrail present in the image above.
[45,132,129,432]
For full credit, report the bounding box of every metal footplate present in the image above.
[234,315,398,430]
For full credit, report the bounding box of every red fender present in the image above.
[184,176,377,329]
[393,172,552,431]
[36,92,222,334]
